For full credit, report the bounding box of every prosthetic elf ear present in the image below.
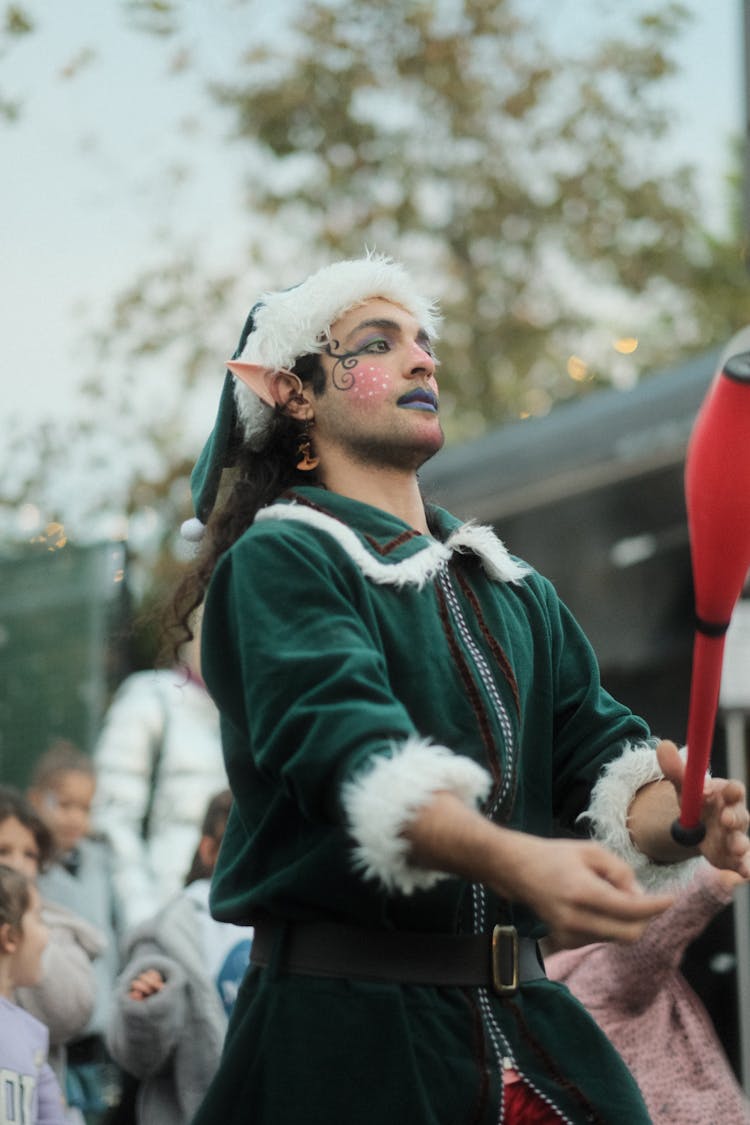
[225,360,304,411]
[225,360,277,407]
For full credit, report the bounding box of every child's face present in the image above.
[36,771,95,853]
[0,817,40,879]
[11,885,48,989]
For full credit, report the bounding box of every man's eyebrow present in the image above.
[342,317,432,347]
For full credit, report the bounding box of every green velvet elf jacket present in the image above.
[195,485,689,1125]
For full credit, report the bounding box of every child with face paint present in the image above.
[0,863,67,1125]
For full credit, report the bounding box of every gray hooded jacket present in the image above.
[106,890,228,1125]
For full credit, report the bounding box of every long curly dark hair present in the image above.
[169,353,326,656]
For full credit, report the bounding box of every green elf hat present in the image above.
[180,305,259,542]
[180,253,441,541]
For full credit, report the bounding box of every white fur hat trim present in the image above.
[236,394,275,452]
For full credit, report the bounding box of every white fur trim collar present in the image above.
[446,521,529,584]
[255,503,529,587]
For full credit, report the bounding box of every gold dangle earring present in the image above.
[295,425,320,471]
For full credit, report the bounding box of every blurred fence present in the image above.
[0,540,131,789]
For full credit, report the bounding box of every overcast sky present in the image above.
[1,0,745,442]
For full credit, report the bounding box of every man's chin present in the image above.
[338,425,441,470]
[415,429,444,467]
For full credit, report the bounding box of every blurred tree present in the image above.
[0,2,34,120]
[76,0,748,441]
[1,0,748,622]
[205,0,747,430]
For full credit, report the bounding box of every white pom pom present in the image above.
[180,517,206,542]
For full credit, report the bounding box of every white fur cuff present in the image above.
[342,737,492,895]
[582,742,704,892]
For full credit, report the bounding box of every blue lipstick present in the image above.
[397,389,438,412]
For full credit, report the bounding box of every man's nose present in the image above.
[406,341,436,376]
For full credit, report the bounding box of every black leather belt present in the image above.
[251,918,545,997]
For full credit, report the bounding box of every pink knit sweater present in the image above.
[546,865,750,1124]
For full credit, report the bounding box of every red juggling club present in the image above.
[671,344,750,846]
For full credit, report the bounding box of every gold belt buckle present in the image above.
[491,924,519,996]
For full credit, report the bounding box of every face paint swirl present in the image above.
[323,334,439,414]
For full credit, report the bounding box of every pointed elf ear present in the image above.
[225,360,278,407]
[225,360,308,413]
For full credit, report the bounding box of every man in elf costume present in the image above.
[175,255,750,1124]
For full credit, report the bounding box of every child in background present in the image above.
[107,790,253,1125]
[0,863,66,1125]
[0,785,105,1123]
[28,742,124,1121]
[545,862,750,1123]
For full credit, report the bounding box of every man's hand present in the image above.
[495,834,674,950]
[657,740,750,876]
[403,790,674,949]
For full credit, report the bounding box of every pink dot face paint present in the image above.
[345,360,394,408]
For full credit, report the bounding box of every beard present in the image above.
[334,426,445,473]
